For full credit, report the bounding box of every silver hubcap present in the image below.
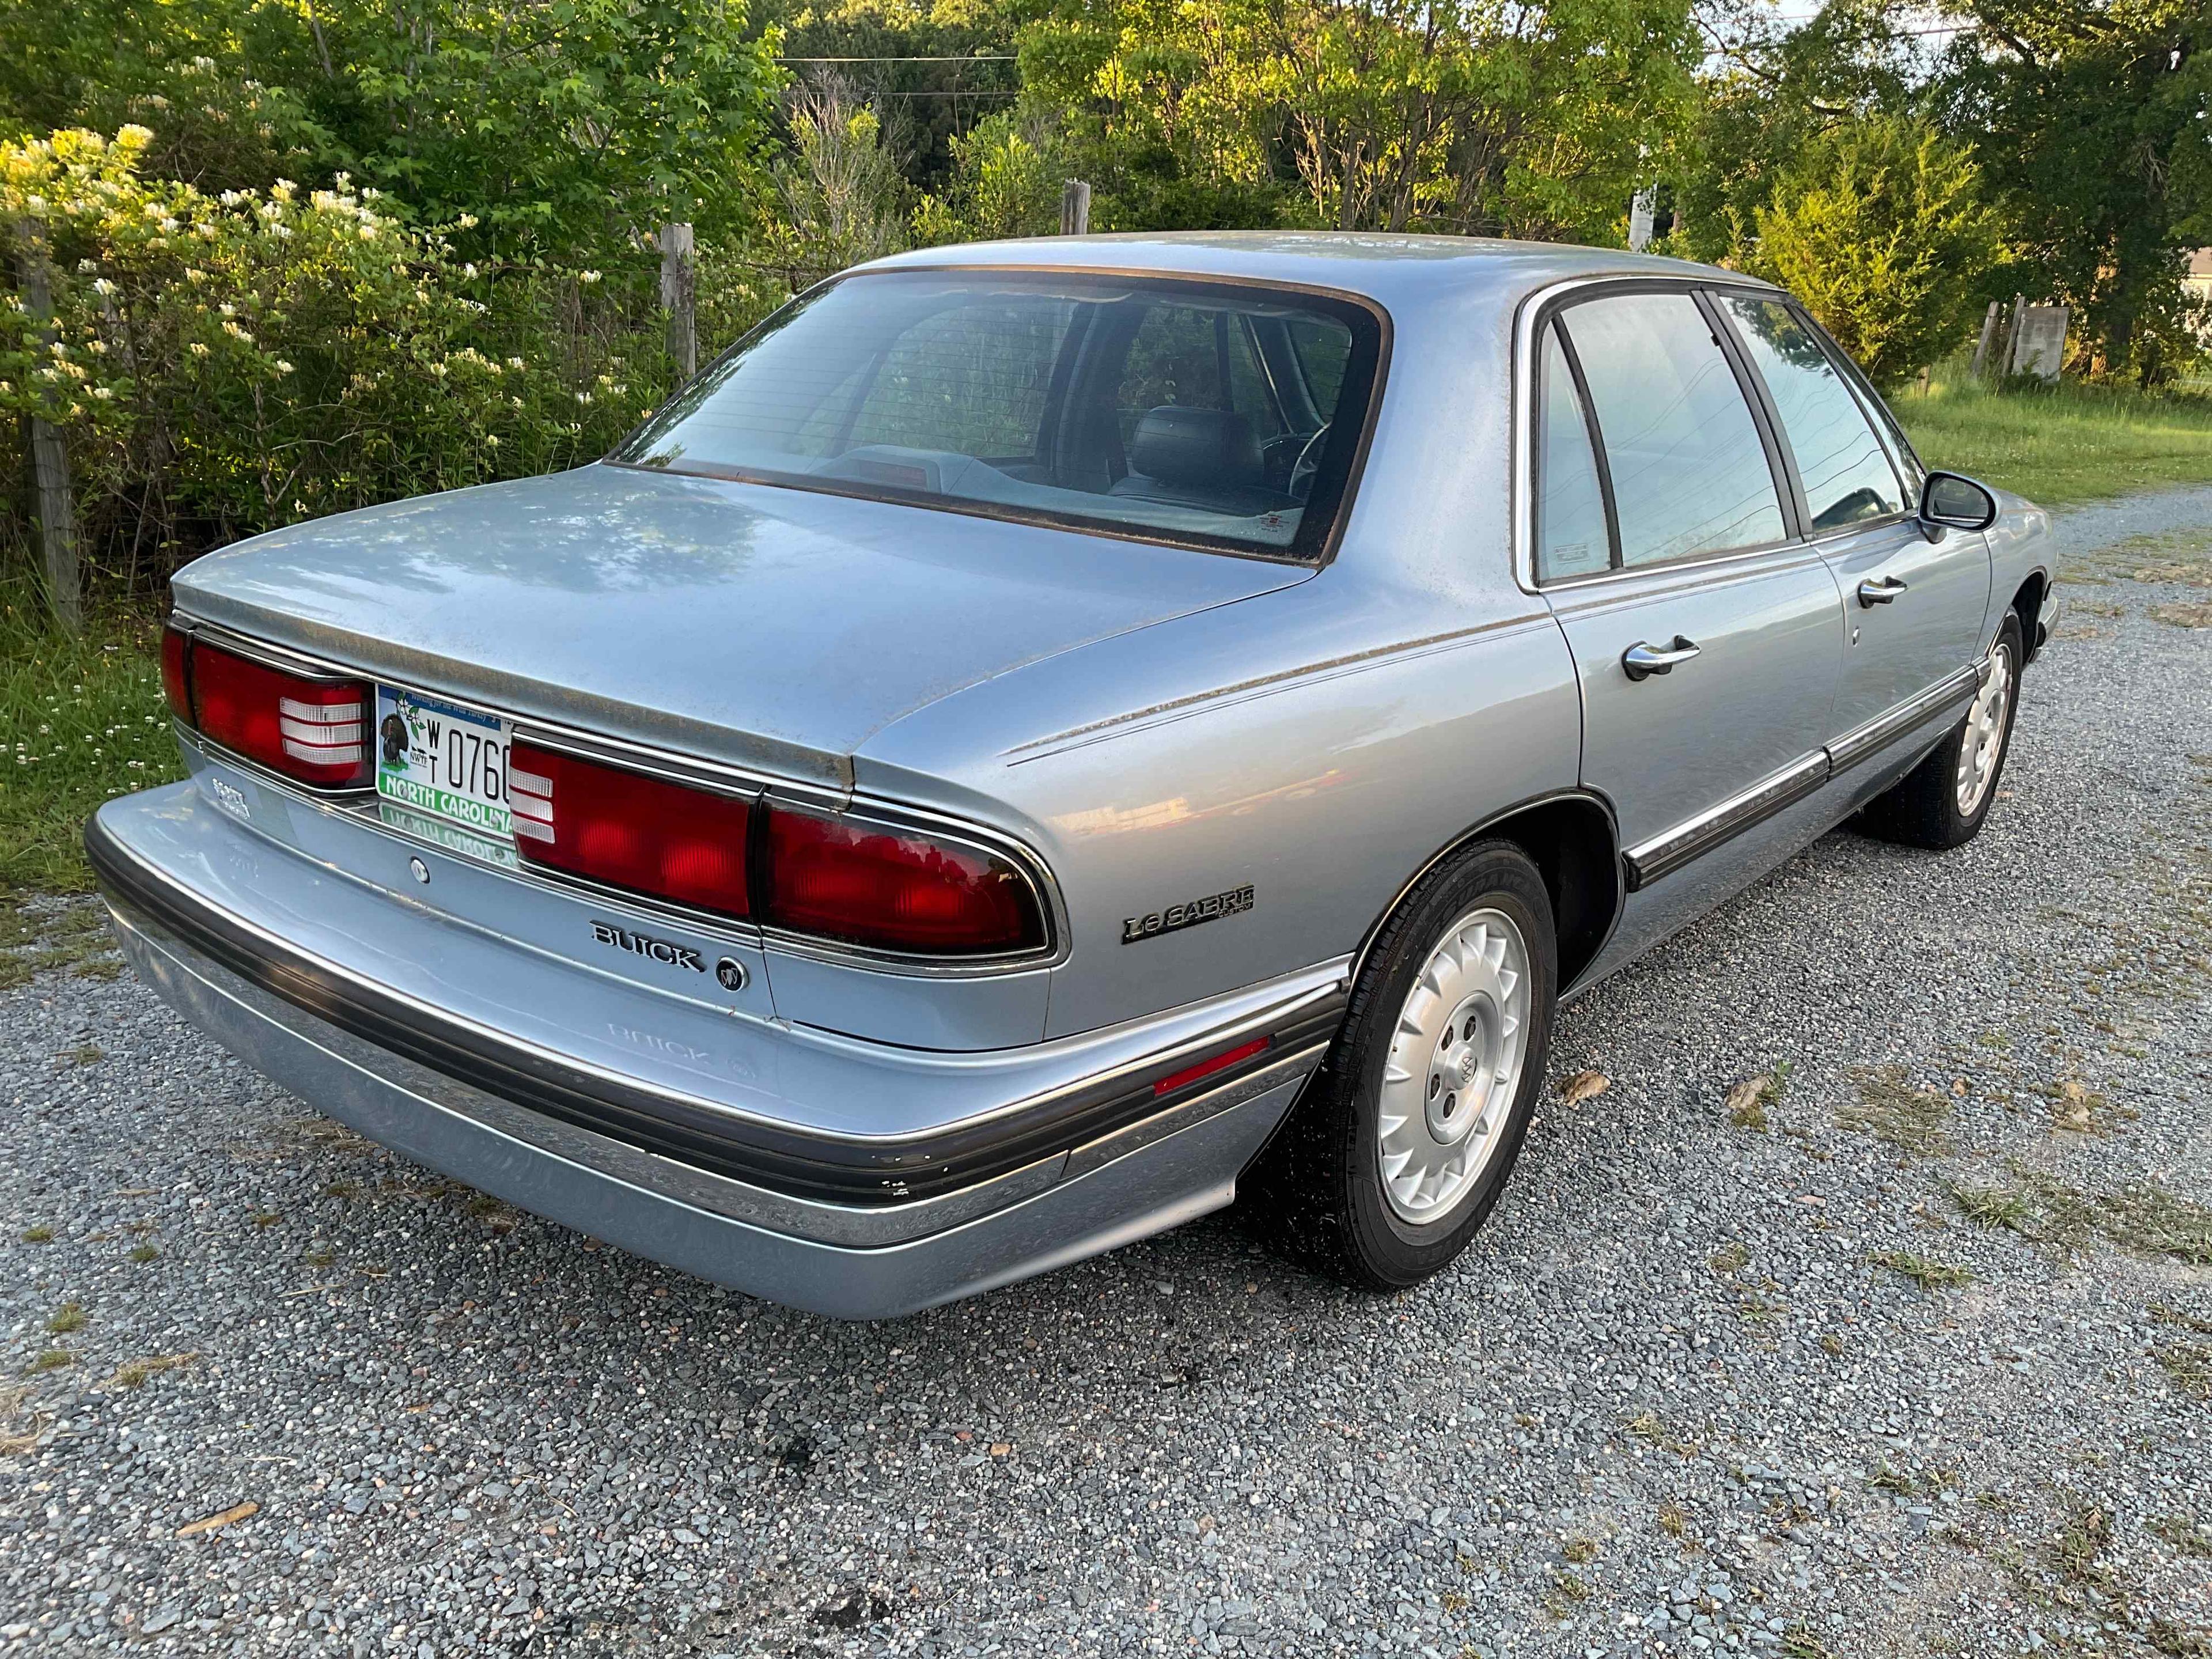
[1956,644,2013,817]
[1377,907,1532,1225]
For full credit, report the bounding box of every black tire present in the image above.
[1242,840,1557,1291]
[1858,613,2024,850]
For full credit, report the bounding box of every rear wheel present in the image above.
[1245,841,1556,1290]
[1859,613,2022,850]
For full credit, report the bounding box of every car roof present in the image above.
[856,230,1773,310]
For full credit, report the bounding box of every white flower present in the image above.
[506,357,525,371]
[579,270,601,285]
[273,359,294,375]
[92,387,113,400]
[358,224,376,241]
[458,213,479,229]
[189,342,211,358]
[484,434,499,448]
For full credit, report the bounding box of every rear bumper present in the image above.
[90,787,1336,1317]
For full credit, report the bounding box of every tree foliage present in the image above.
[1017,0,1701,237]
[0,0,786,264]
[1933,0,2210,381]
[1747,116,2003,382]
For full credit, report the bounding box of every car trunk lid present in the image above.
[171,464,1314,791]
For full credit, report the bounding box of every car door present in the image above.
[1532,287,1843,887]
[1711,294,1991,745]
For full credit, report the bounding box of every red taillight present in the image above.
[505,743,1046,956]
[509,740,752,920]
[160,624,191,724]
[764,804,1043,955]
[189,641,370,788]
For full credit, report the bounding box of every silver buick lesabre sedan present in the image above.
[92,234,2055,1317]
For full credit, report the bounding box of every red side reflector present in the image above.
[160,625,191,724]
[190,642,370,788]
[763,805,1045,956]
[507,739,751,921]
[1153,1036,1271,1098]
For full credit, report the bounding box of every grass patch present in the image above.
[2147,1515,2212,1558]
[2153,1342,2212,1400]
[44,1302,85,1335]
[26,1349,74,1373]
[0,585,180,896]
[105,1351,198,1391]
[0,900,121,990]
[1870,1249,1972,1290]
[1896,369,2212,505]
[1725,1062,1790,1131]
[127,1243,160,1263]
[1840,1066,1953,1156]
[1946,1168,2212,1264]
[20,1224,54,1244]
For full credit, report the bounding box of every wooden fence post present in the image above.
[1059,180,1092,237]
[12,218,82,633]
[1969,300,2001,379]
[659,222,697,381]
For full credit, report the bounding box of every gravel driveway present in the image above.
[6,486,2212,1658]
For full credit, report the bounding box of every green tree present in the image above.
[0,0,787,264]
[1933,0,2210,382]
[1016,0,1702,239]
[1748,116,2003,383]
[1668,0,1923,263]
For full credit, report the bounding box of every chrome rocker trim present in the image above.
[1623,664,1979,889]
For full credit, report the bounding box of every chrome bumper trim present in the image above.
[88,807,1342,1209]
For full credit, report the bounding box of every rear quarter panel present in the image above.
[861,277,1586,1037]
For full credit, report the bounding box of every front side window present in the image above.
[1555,292,1786,569]
[615,270,1383,560]
[1718,296,1905,532]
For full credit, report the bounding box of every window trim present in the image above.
[607,263,1394,570]
[1519,276,1803,589]
[1707,291,1919,545]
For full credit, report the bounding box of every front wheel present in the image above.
[1858,613,2023,850]
[1244,841,1557,1290]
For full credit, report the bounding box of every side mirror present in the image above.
[1918,471,1998,535]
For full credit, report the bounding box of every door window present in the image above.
[1537,324,1611,581]
[1717,296,1905,532]
[1556,293,1786,569]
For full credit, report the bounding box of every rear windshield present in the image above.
[611,270,1385,562]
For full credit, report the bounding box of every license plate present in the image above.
[373,686,513,840]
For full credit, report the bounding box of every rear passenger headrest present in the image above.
[1128,406,1264,487]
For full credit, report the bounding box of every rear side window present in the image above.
[1555,293,1786,569]
[615,270,1384,562]
[1536,324,1611,581]
[1717,297,1904,532]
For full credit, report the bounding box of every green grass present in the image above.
[0,580,180,895]
[1895,367,2212,506]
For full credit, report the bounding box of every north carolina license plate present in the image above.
[373,686,513,840]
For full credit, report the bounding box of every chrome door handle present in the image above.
[1857,576,1909,607]
[1622,636,1701,681]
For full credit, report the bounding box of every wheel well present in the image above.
[2012,572,2048,663]
[1369,796,1622,994]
